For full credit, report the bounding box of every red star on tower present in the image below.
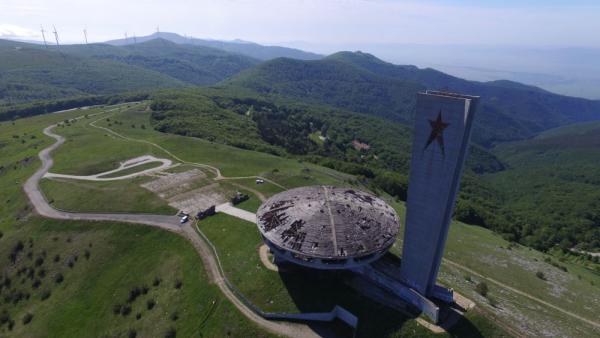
[424,110,450,155]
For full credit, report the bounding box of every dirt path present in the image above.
[45,155,173,181]
[23,106,318,338]
[442,258,600,330]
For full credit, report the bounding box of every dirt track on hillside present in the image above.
[23,107,318,338]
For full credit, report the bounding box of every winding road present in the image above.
[23,108,318,338]
[23,105,600,337]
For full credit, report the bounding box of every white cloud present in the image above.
[0,24,40,40]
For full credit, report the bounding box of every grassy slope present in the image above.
[0,40,186,105]
[40,178,176,215]
[11,103,600,337]
[1,218,273,338]
[0,38,260,105]
[0,106,274,337]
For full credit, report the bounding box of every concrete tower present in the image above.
[400,90,479,319]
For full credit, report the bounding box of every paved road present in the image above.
[23,108,318,338]
[45,155,173,181]
[216,203,258,223]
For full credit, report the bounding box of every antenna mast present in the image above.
[52,25,60,49]
[40,25,48,48]
[83,28,89,44]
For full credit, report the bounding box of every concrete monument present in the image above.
[399,90,479,320]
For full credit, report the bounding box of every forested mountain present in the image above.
[485,121,600,251]
[0,39,184,105]
[225,51,600,146]
[64,39,259,85]
[0,38,258,105]
[106,32,323,61]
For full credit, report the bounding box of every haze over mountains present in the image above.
[288,41,600,100]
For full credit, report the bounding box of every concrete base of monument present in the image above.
[344,270,475,333]
[346,254,475,332]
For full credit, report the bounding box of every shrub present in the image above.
[54,254,60,262]
[113,304,122,315]
[535,271,546,280]
[153,277,161,287]
[41,290,51,301]
[121,304,132,316]
[136,313,142,320]
[174,279,182,289]
[0,310,10,325]
[464,274,472,283]
[165,327,176,338]
[475,282,489,297]
[128,329,137,338]
[141,286,149,295]
[170,311,179,321]
[54,273,64,284]
[22,313,33,325]
[32,279,41,288]
[128,287,142,303]
[84,249,91,260]
[147,299,156,310]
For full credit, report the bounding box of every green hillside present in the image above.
[0,39,258,105]
[225,51,600,146]
[0,40,185,105]
[63,39,259,85]
[485,121,600,251]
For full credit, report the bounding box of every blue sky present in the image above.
[0,0,599,47]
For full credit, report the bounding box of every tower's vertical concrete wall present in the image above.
[400,91,479,296]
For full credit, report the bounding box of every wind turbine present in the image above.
[52,25,60,49]
[40,25,48,48]
[83,28,89,44]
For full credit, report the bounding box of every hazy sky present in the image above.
[1,0,599,48]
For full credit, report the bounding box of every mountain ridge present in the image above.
[105,32,323,61]
[225,51,600,146]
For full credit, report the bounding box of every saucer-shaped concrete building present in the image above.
[256,186,400,269]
